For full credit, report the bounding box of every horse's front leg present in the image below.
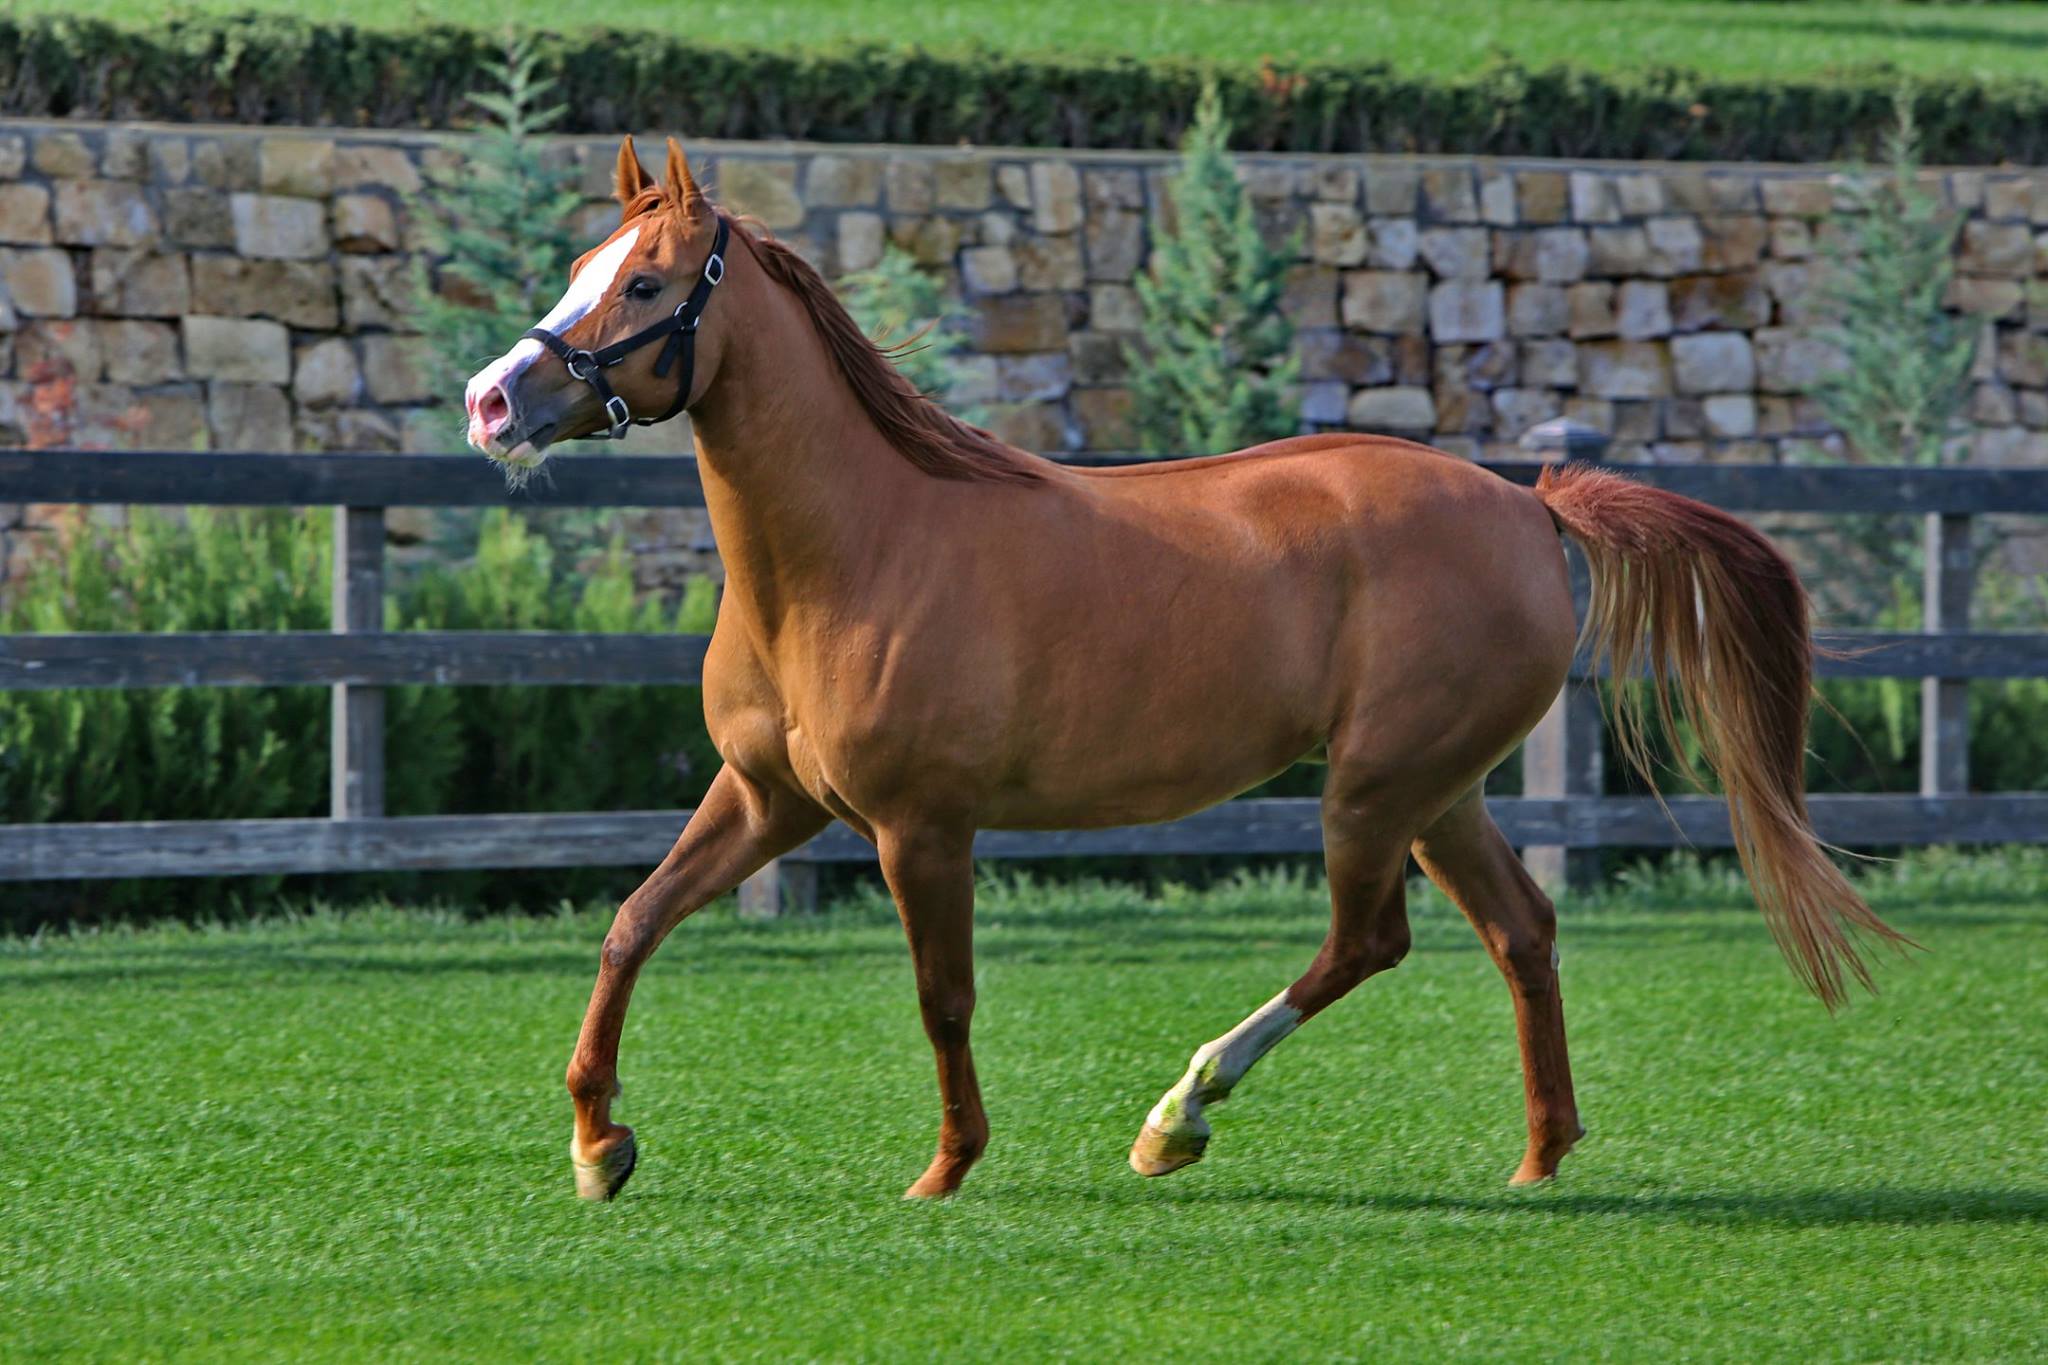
[878,823,986,1199]
[565,763,826,1200]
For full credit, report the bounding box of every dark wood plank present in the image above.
[8,449,2048,515]
[0,451,707,508]
[1526,793,2048,848]
[6,794,2044,880]
[1480,461,2048,514]
[0,812,698,879]
[0,632,713,689]
[13,629,2042,693]
[1810,631,2048,680]
[1567,631,2048,681]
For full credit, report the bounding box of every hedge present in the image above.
[3,14,2047,165]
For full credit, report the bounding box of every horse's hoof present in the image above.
[572,1129,638,1202]
[1128,1121,1207,1177]
[1508,1123,1585,1186]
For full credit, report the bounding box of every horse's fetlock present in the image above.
[565,1060,612,1107]
[943,1126,989,1163]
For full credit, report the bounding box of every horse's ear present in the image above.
[663,137,705,218]
[613,136,650,209]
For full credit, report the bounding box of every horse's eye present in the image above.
[625,277,663,301]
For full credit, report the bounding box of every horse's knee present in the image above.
[918,988,976,1049]
[599,918,660,973]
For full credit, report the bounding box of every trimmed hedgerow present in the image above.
[5,14,2048,164]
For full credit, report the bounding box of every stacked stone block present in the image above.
[4,118,2048,581]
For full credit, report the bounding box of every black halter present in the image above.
[522,216,730,440]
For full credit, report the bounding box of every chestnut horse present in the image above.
[464,139,1906,1202]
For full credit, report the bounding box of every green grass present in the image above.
[37,0,2048,82]
[4,853,2045,1360]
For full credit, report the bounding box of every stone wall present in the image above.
[3,117,2046,581]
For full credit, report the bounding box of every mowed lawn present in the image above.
[2,859,2044,1361]
[37,0,2048,83]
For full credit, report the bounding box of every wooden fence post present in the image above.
[1518,419,1606,891]
[332,505,385,820]
[1921,512,1974,797]
[1522,539,1603,891]
[737,856,818,919]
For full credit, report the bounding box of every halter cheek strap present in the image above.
[523,215,731,440]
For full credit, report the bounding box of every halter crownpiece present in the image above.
[523,215,731,440]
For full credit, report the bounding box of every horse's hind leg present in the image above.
[1130,789,1411,1177]
[1412,788,1583,1185]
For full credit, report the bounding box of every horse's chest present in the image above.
[701,631,918,814]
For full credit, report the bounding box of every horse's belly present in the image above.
[981,696,1322,830]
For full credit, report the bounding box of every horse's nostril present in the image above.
[477,384,512,437]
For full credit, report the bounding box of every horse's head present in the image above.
[465,137,730,470]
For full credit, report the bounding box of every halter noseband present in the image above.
[522,215,731,440]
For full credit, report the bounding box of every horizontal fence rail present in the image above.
[7,629,2048,691]
[4,449,2047,894]
[5,796,2046,882]
[13,450,2048,513]
[0,631,711,690]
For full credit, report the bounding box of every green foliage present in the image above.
[408,36,586,402]
[391,510,721,828]
[1128,85,1299,455]
[1811,98,1977,468]
[11,15,2048,164]
[837,246,985,423]
[0,509,719,931]
[0,509,332,834]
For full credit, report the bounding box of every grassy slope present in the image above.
[29,0,2048,82]
[3,859,2044,1360]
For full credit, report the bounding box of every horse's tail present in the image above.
[1533,463,1912,1008]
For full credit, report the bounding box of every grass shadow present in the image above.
[1711,10,2048,56]
[1112,1181,2048,1228]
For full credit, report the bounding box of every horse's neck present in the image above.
[686,278,922,624]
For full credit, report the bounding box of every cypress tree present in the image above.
[1127,85,1300,456]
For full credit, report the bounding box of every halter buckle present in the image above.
[602,393,632,437]
[703,253,725,287]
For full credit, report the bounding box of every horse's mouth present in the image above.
[489,421,559,469]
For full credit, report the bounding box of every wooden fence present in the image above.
[3,449,2046,912]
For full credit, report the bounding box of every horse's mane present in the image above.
[743,225,1043,485]
[626,189,1041,485]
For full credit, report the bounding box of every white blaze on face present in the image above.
[464,224,642,452]
[1145,989,1303,1139]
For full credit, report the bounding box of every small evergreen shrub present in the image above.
[1811,98,1977,469]
[1127,85,1299,456]
[409,38,587,405]
[0,509,719,931]
[838,245,985,423]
